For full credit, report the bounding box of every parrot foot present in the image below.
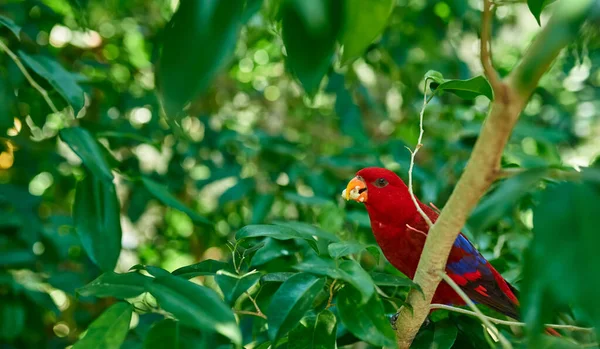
[389,312,431,330]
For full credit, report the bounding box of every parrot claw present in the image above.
[389,312,399,330]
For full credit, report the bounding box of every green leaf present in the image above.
[72,302,133,349]
[143,319,204,349]
[432,319,458,349]
[141,177,212,226]
[0,15,21,39]
[281,0,344,95]
[215,270,261,305]
[0,74,15,134]
[172,260,234,279]
[60,127,114,182]
[0,249,36,267]
[77,271,151,299]
[468,168,547,233]
[328,241,369,258]
[261,272,296,284]
[236,224,319,252]
[273,221,340,242]
[267,273,326,343]
[370,272,416,288]
[294,257,374,304]
[340,0,394,65]
[523,182,600,337]
[337,285,395,347]
[147,273,241,345]
[0,301,25,340]
[218,178,255,206]
[73,174,122,272]
[425,70,493,101]
[18,51,85,112]
[288,309,337,349]
[251,194,275,224]
[527,0,553,25]
[158,0,244,117]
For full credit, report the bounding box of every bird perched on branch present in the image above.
[342,167,556,334]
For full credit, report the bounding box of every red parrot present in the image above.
[342,167,522,320]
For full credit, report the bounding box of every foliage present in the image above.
[0,0,599,348]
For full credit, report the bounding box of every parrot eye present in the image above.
[374,178,388,188]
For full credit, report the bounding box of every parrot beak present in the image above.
[342,176,368,203]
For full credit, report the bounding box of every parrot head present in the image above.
[342,167,417,225]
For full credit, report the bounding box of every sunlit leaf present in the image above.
[172,260,235,279]
[60,127,114,182]
[77,271,151,299]
[288,309,337,349]
[267,273,326,344]
[337,285,395,347]
[273,221,340,242]
[73,173,122,272]
[141,177,212,226]
[281,0,344,95]
[18,51,85,112]
[370,272,416,288]
[328,241,370,258]
[72,302,133,349]
[158,0,244,117]
[425,70,493,101]
[147,274,241,345]
[339,0,394,65]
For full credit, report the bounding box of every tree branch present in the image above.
[0,39,60,115]
[440,272,512,349]
[429,304,595,332]
[481,0,502,93]
[393,1,596,347]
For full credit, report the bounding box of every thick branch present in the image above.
[393,1,596,347]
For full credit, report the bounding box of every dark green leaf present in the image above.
[143,319,204,349]
[281,0,344,95]
[328,241,369,258]
[523,182,600,338]
[468,168,547,233]
[370,272,416,288]
[72,302,133,349]
[267,273,326,343]
[337,285,395,347]
[339,0,394,65]
[426,70,493,101]
[141,177,211,226]
[273,221,340,242]
[288,309,337,349]
[251,194,275,224]
[527,0,553,25]
[218,178,255,206]
[236,224,319,252]
[0,15,21,39]
[0,249,36,267]
[250,238,292,267]
[18,51,85,112]
[147,274,241,345]
[158,0,244,117]
[294,257,374,304]
[432,320,458,349]
[172,260,234,279]
[60,127,114,182]
[215,270,261,305]
[77,271,151,299]
[73,174,122,272]
[0,302,25,340]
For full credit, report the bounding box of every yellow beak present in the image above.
[342,176,368,203]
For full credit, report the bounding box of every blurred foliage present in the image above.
[0,0,599,348]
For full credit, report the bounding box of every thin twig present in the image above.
[407,80,435,228]
[440,272,513,349]
[326,280,337,309]
[235,310,267,319]
[481,0,503,93]
[245,291,266,319]
[430,304,596,332]
[0,39,60,114]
